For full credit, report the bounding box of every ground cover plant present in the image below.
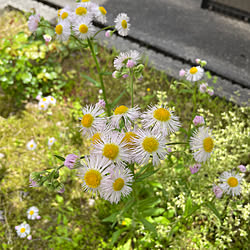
[0,3,249,250]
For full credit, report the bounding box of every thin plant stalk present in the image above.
[87,38,111,116]
[130,69,134,108]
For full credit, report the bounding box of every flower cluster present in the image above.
[15,206,41,240]
[67,99,181,204]
[37,95,56,111]
[52,2,130,43]
[112,50,144,80]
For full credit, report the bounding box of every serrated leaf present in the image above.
[54,155,65,162]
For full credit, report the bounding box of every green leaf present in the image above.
[135,168,160,182]
[142,208,165,217]
[80,74,101,87]
[204,202,221,220]
[56,194,64,204]
[101,71,112,76]
[111,228,126,245]
[102,212,119,223]
[135,163,153,178]
[119,198,134,217]
[54,155,65,162]
[110,90,127,109]
[138,197,161,210]
[184,196,192,217]
[138,215,157,236]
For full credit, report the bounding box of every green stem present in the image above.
[93,25,115,38]
[87,38,111,116]
[165,142,188,145]
[190,81,198,128]
[130,69,134,108]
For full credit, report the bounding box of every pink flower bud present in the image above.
[238,165,246,173]
[58,187,65,193]
[105,30,112,38]
[36,215,41,220]
[199,83,208,93]
[207,89,214,96]
[112,71,118,79]
[193,115,205,126]
[122,74,129,79]
[213,185,223,199]
[126,60,135,68]
[28,14,40,32]
[64,154,78,169]
[15,226,19,230]
[195,58,201,64]
[189,163,201,174]
[167,148,172,153]
[97,99,106,108]
[27,235,32,240]
[179,69,186,77]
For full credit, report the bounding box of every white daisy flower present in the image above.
[27,206,39,220]
[15,222,31,238]
[28,14,40,32]
[78,155,110,196]
[79,104,105,136]
[121,127,139,163]
[111,105,140,129]
[71,2,93,21]
[92,5,107,24]
[38,100,48,111]
[114,13,130,37]
[114,50,140,70]
[185,66,204,82]
[141,105,181,136]
[72,18,96,40]
[48,96,56,105]
[90,123,112,146]
[190,126,214,163]
[26,139,37,151]
[101,166,133,204]
[55,21,71,42]
[92,131,130,167]
[132,129,167,166]
[219,171,242,196]
[48,137,56,148]
[57,6,72,24]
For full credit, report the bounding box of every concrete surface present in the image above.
[1,0,249,105]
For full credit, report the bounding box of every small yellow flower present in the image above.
[147,88,151,92]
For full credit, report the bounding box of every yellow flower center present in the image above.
[79,24,88,34]
[20,228,26,233]
[82,0,90,2]
[61,12,68,19]
[57,9,62,17]
[203,137,214,152]
[142,137,159,153]
[147,88,151,92]
[55,24,63,35]
[113,178,125,191]
[29,210,34,215]
[91,132,101,144]
[103,143,119,160]
[81,114,94,128]
[84,169,102,189]
[122,132,137,148]
[114,105,128,115]
[190,67,198,74]
[41,104,44,108]
[153,108,171,121]
[99,6,107,15]
[76,7,87,16]
[121,20,127,29]
[51,98,54,101]
[42,97,47,102]
[30,144,33,148]
[227,177,238,187]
